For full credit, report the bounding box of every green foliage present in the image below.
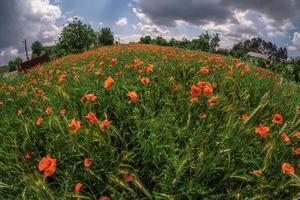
[57,18,97,53]
[98,27,114,46]
[139,32,220,52]
[8,57,22,72]
[31,41,44,58]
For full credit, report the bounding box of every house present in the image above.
[246,51,273,60]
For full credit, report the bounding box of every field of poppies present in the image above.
[0,44,300,199]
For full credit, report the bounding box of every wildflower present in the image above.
[38,155,57,177]
[84,158,92,168]
[171,84,179,93]
[140,77,150,85]
[124,172,134,183]
[17,109,22,116]
[208,96,219,108]
[191,97,199,103]
[75,182,83,193]
[111,58,117,65]
[146,64,154,73]
[99,62,105,67]
[100,119,111,129]
[294,131,300,139]
[292,148,300,155]
[190,85,201,96]
[69,118,81,133]
[281,163,295,174]
[203,84,213,95]
[45,107,53,115]
[199,112,207,120]
[99,196,110,200]
[85,112,98,124]
[272,113,283,124]
[200,66,210,74]
[127,91,138,103]
[241,114,249,122]
[251,169,263,175]
[59,74,67,83]
[104,76,115,90]
[281,132,290,143]
[197,81,206,88]
[0,101,3,108]
[81,94,97,103]
[255,125,269,139]
[37,117,43,126]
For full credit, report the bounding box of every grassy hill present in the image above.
[0,44,299,199]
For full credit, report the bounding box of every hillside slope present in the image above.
[0,44,300,199]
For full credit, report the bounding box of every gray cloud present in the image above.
[139,0,300,27]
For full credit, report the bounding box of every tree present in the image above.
[57,18,97,53]
[140,35,152,44]
[8,57,22,72]
[98,27,114,46]
[31,41,43,58]
[210,33,220,51]
[153,36,168,46]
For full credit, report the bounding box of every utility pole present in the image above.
[22,39,29,61]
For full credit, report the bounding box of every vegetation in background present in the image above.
[98,27,114,46]
[0,44,299,199]
[7,57,22,72]
[31,41,44,59]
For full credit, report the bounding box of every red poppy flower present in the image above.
[81,94,97,103]
[200,66,210,74]
[190,85,201,96]
[191,97,199,103]
[282,163,295,174]
[281,132,290,143]
[69,118,81,133]
[294,131,300,139]
[75,182,83,193]
[84,158,92,167]
[272,113,283,124]
[45,107,53,115]
[124,172,134,183]
[100,119,111,129]
[203,84,213,95]
[38,155,56,177]
[37,116,43,126]
[140,77,150,85]
[104,76,115,90]
[241,114,249,122]
[99,196,110,200]
[127,91,138,103]
[255,126,270,139]
[197,81,206,88]
[146,64,154,73]
[85,112,98,124]
[292,148,300,155]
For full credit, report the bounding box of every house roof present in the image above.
[246,51,272,60]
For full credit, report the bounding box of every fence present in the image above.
[20,54,49,71]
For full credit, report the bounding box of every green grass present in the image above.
[0,44,300,199]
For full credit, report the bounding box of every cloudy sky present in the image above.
[1,0,300,66]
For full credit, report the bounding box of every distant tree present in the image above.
[140,35,152,44]
[153,36,168,46]
[98,27,114,46]
[210,33,220,51]
[57,18,97,53]
[31,41,43,58]
[8,57,22,72]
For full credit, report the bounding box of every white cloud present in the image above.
[115,17,128,26]
[133,8,152,24]
[137,23,170,35]
[292,32,300,46]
